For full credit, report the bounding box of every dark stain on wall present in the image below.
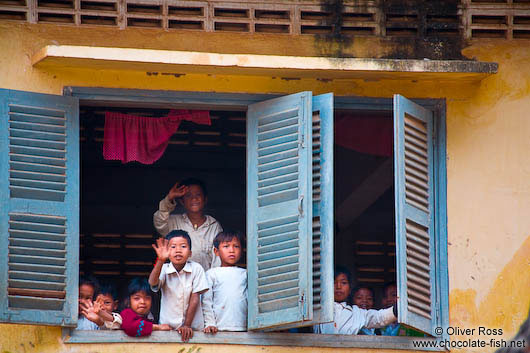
[315,0,354,58]
[314,0,469,60]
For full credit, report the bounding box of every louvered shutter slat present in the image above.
[8,102,67,202]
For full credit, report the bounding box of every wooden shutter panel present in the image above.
[393,94,436,335]
[247,92,313,330]
[0,89,79,326]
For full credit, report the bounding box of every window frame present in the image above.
[62,87,448,350]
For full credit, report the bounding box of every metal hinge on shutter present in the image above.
[300,293,307,319]
[299,133,305,148]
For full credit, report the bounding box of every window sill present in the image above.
[66,330,446,351]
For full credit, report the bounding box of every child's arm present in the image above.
[178,262,209,340]
[92,298,122,330]
[178,290,206,341]
[121,309,153,337]
[361,306,397,329]
[153,324,172,331]
[202,272,217,333]
[149,238,170,288]
[153,183,187,236]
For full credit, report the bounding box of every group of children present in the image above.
[313,267,400,336]
[77,178,401,340]
[78,229,246,340]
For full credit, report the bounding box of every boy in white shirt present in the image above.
[314,266,397,335]
[153,178,223,270]
[149,230,209,341]
[202,231,247,332]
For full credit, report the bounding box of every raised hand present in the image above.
[168,183,188,202]
[152,237,170,262]
[93,296,104,314]
[80,299,101,324]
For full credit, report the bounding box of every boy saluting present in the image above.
[153,178,223,270]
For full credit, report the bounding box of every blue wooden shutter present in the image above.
[247,92,313,330]
[393,94,436,335]
[0,89,79,326]
[307,93,334,326]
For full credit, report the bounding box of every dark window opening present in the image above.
[334,109,396,310]
[79,105,246,320]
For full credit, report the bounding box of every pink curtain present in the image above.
[103,109,210,164]
[334,113,393,157]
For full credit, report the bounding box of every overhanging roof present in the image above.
[33,45,498,81]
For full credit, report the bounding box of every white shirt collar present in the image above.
[165,261,193,274]
[182,213,215,229]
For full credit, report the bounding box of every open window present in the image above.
[0,87,448,348]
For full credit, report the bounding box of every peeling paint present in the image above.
[161,73,185,78]
[450,236,530,341]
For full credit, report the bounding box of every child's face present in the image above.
[214,237,242,267]
[168,236,192,269]
[79,284,95,311]
[96,293,117,313]
[383,284,397,308]
[334,273,351,303]
[353,288,374,310]
[79,284,94,301]
[130,291,152,316]
[180,185,206,214]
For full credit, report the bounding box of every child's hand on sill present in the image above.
[204,326,218,334]
[177,325,193,342]
[153,324,172,331]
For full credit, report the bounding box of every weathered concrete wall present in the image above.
[0,22,529,353]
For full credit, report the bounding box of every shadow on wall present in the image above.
[495,308,530,353]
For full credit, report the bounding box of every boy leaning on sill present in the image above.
[149,230,209,342]
[202,231,248,333]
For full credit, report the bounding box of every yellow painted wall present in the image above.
[0,23,529,353]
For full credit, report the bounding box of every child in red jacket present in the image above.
[119,278,171,337]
